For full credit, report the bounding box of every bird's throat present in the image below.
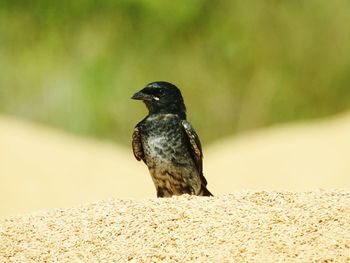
[145,101,187,119]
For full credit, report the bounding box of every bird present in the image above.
[131,81,212,197]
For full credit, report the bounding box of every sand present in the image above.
[1,190,349,262]
[1,114,350,261]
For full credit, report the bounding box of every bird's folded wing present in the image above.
[181,120,207,186]
[132,126,145,163]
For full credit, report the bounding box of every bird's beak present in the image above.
[131,91,153,101]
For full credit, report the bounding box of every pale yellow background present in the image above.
[1,113,350,217]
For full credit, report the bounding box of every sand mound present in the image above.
[1,190,349,262]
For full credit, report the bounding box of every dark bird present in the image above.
[131,81,213,197]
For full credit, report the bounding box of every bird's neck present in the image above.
[146,102,187,119]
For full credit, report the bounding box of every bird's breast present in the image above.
[140,114,192,166]
[145,135,170,161]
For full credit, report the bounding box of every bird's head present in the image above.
[131,81,186,118]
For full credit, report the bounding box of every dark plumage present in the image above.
[131,81,212,197]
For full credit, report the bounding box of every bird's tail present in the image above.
[200,186,213,197]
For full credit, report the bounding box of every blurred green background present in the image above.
[1,0,350,145]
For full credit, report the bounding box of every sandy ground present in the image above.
[1,112,350,217]
[1,190,349,262]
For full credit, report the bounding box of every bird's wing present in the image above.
[132,126,145,163]
[181,120,207,186]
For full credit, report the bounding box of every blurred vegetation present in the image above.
[1,0,350,145]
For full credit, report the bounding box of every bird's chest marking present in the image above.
[146,136,169,160]
[142,115,179,162]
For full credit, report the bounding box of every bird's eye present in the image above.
[152,89,165,101]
